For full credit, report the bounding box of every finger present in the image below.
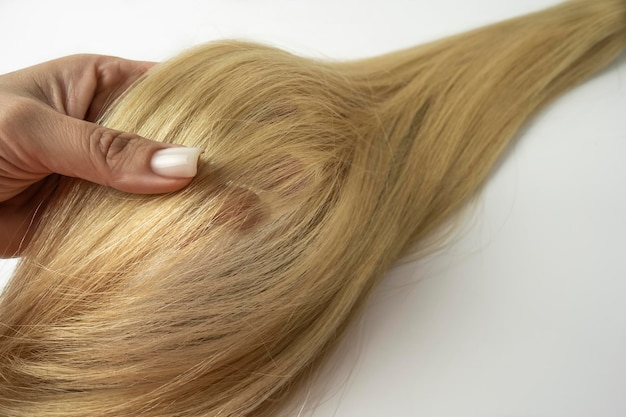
[25,106,201,194]
[2,55,156,121]
[85,57,157,122]
[0,175,58,258]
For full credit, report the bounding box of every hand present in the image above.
[0,54,201,257]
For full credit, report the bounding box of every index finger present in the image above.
[85,57,157,122]
[2,55,156,122]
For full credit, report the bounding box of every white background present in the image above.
[1,1,626,416]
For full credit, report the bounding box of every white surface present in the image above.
[1,1,626,416]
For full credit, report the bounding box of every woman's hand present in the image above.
[0,54,201,257]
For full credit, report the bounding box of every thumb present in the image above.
[30,106,201,194]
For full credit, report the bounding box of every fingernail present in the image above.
[151,147,202,178]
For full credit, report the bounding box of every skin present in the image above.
[0,55,195,258]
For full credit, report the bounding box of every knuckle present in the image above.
[62,53,101,67]
[89,127,137,173]
[0,97,38,138]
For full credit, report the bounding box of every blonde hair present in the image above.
[1,1,625,415]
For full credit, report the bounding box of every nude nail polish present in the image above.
[151,147,202,178]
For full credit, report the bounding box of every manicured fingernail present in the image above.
[151,147,202,178]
